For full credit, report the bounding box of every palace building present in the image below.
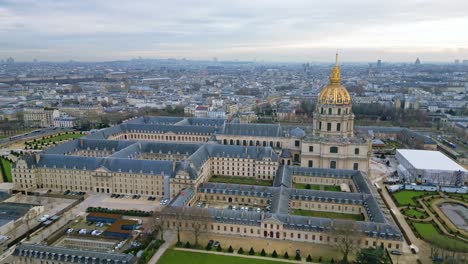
[11,57,400,249]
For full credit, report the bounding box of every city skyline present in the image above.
[1,0,467,62]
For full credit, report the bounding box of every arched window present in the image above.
[330,146,338,153]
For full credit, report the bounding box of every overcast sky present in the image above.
[1,0,467,62]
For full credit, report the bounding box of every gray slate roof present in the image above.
[13,244,136,264]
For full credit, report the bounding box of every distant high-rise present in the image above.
[377,59,382,68]
[454,59,460,64]
[6,57,14,64]
[415,57,421,65]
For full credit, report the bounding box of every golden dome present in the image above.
[318,53,351,105]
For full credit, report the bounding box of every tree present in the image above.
[295,252,301,260]
[354,247,390,264]
[331,221,364,264]
[272,250,278,258]
[149,210,166,241]
[206,243,212,251]
[159,206,212,247]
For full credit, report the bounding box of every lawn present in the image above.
[324,185,341,192]
[209,176,272,186]
[392,190,432,206]
[294,183,320,190]
[32,132,83,145]
[292,209,364,221]
[412,222,468,252]
[402,209,427,219]
[294,184,341,192]
[0,158,12,182]
[158,249,289,264]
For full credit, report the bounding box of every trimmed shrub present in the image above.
[305,184,311,189]
[272,250,278,258]
[295,253,301,260]
[260,249,266,256]
[249,247,255,255]
[185,241,191,248]
[318,256,322,262]
[216,245,222,252]
[228,246,234,253]
[283,252,289,259]
[238,247,244,254]
[330,258,335,263]
[306,255,312,262]
[205,244,212,251]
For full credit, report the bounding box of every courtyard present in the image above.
[209,175,273,186]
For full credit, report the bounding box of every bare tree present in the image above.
[331,220,364,264]
[150,210,166,241]
[159,206,212,247]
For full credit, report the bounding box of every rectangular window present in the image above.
[319,122,322,130]
[353,163,359,170]
[327,123,332,131]
[308,160,313,168]
[295,140,300,147]
[337,123,341,131]
[355,148,359,155]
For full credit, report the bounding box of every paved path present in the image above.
[148,231,176,264]
[379,183,432,264]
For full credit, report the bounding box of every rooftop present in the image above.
[397,149,466,172]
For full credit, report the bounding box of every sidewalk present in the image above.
[147,231,176,264]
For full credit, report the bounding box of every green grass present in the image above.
[292,209,364,221]
[324,185,341,192]
[0,158,12,182]
[402,209,427,219]
[29,132,83,145]
[392,190,433,206]
[294,184,341,192]
[412,222,468,252]
[158,249,289,264]
[294,183,320,190]
[448,193,468,201]
[209,176,272,186]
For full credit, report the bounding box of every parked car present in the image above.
[390,250,402,256]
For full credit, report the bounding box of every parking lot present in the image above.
[84,193,162,212]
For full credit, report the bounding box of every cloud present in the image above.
[0,0,467,61]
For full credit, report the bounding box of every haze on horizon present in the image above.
[1,0,467,63]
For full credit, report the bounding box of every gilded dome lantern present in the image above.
[318,53,351,105]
